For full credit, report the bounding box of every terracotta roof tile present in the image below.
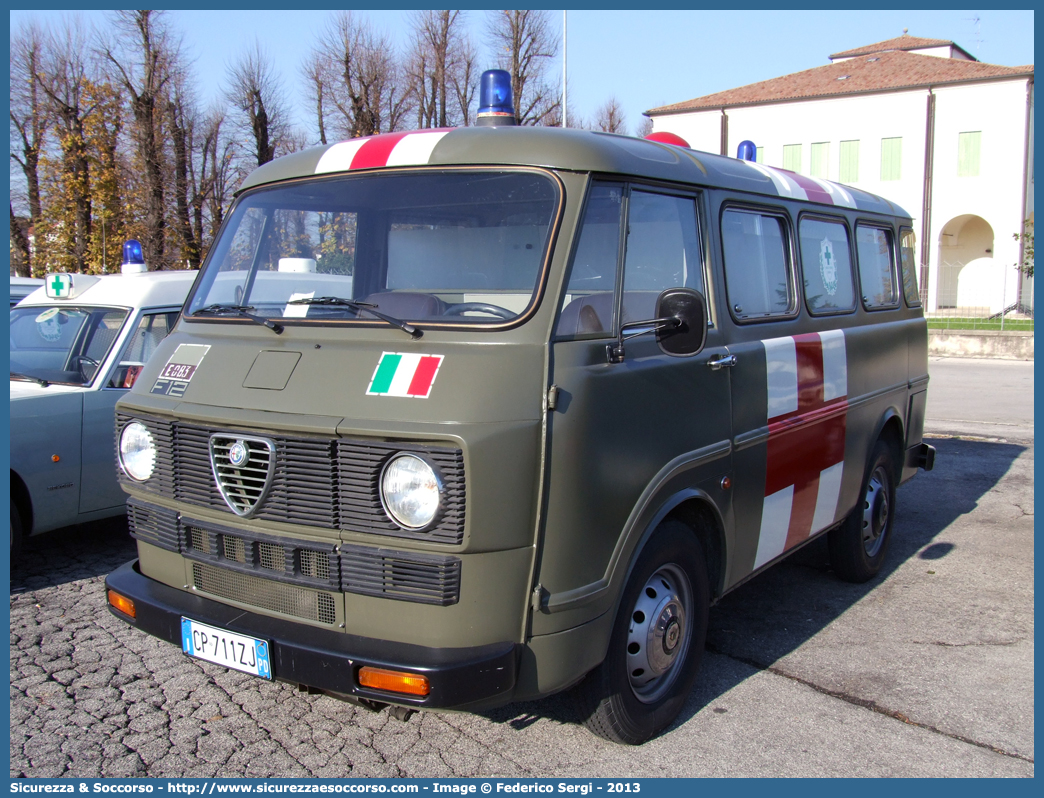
[647,50,1033,116]
[829,35,966,60]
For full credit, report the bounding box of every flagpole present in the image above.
[562,10,568,128]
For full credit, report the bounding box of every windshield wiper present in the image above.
[10,372,49,387]
[191,304,283,334]
[287,296,421,338]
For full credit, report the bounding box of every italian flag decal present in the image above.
[367,352,445,398]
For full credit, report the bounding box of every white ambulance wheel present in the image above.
[574,520,709,744]
[11,500,23,555]
[829,440,897,583]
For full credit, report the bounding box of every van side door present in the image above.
[540,182,733,625]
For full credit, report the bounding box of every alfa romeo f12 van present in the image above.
[106,71,934,744]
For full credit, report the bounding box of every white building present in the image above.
[647,35,1034,315]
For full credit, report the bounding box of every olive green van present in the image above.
[106,118,934,744]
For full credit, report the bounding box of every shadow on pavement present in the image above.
[10,515,136,594]
[480,435,1028,737]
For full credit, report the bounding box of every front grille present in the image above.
[338,441,466,545]
[222,534,247,563]
[127,499,179,552]
[189,525,211,554]
[258,541,285,572]
[340,544,461,606]
[209,435,275,516]
[192,563,337,625]
[117,413,466,544]
[181,516,340,591]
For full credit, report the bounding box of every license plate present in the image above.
[181,618,272,680]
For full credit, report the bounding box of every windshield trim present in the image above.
[182,165,565,334]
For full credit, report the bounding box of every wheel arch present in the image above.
[873,410,905,483]
[614,488,727,612]
[10,469,33,536]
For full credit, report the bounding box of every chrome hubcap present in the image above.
[861,466,890,557]
[626,564,692,704]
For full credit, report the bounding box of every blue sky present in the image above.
[9,9,1035,139]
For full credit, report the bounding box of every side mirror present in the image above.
[606,287,708,363]
[655,287,708,356]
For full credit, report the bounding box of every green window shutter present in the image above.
[810,142,830,178]
[958,131,981,177]
[839,140,859,183]
[756,146,764,164]
[783,144,802,172]
[880,137,902,181]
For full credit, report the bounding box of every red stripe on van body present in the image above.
[789,173,834,205]
[351,132,411,169]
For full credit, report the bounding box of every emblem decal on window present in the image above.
[820,238,838,296]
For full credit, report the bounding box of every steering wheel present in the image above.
[443,302,515,320]
[75,355,100,380]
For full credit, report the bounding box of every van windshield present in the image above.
[187,170,559,328]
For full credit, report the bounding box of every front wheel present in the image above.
[829,439,897,583]
[574,520,709,744]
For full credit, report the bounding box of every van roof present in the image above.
[240,126,911,220]
[18,270,197,310]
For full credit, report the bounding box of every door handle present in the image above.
[708,354,737,370]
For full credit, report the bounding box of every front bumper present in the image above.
[105,559,519,711]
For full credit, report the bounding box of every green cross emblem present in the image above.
[49,274,70,297]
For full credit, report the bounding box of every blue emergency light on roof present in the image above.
[476,69,516,127]
[121,239,147,275]
[736,140,757,162]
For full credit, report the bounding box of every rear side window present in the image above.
[899,228,921,306]
[799,217,856,315]
[856,225,899,308]
[722,209,793,320]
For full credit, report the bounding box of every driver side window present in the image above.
[557,186,703,340]
[622,191,703,322]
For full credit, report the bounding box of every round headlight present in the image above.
[380,454,442,530]
[119,421,156,482]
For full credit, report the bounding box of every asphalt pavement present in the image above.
[8,357,1034,777]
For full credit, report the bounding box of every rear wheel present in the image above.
[829,439,897,583]
[574,520,709,744]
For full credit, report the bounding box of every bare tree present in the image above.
[303,50,330,145]
[199,109,237,243]
[102,10,181,270]
[636,116,654,138]
[485,10,560,125]
[315,11,406,139]
[594,96,627,134]
[10,21,51,274]
[406,11,476,129]
[37,21,98,273]
[168,78,202,267]
[226,40,289,167]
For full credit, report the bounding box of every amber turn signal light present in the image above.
[107,590,136,618]
[357,666,430,696]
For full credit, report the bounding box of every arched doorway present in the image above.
[937,215,994,309]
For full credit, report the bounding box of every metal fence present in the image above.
[926,267,1033,330]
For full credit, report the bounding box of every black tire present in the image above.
[11,499,23,556]
[829,439,897,583]
[574,520,709,744]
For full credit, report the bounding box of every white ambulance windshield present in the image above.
[10,306,129,386]
[187,171,559,326]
